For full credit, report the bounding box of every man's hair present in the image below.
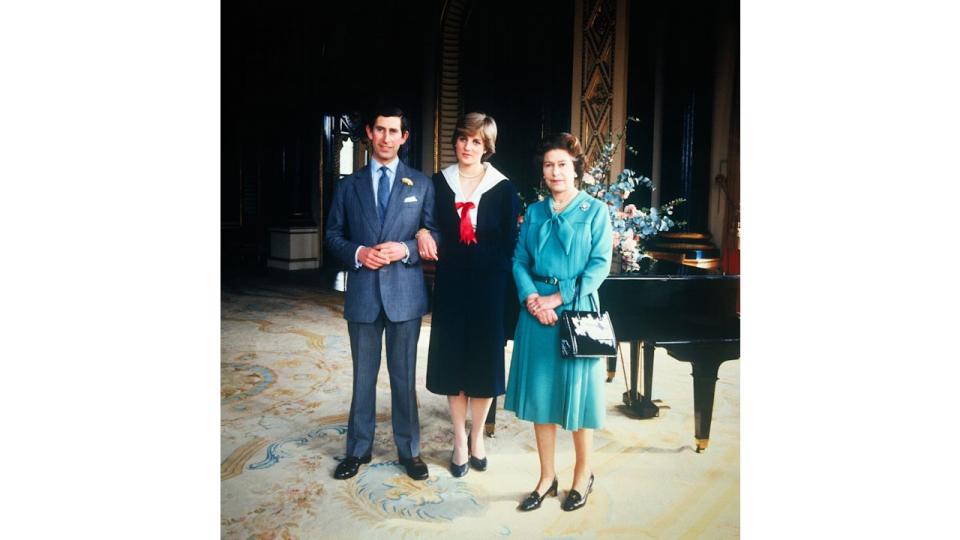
[365,105,409,134]
[450,112,498,161]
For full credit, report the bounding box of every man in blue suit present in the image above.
[325,105,437,481]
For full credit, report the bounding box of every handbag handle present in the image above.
[572,276,600,314]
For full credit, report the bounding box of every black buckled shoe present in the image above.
[398,455,429,480]
[561,474,594,511]
[518,476,558,512]
[333,454,372,480]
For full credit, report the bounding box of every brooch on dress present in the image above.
[579,201,590,211]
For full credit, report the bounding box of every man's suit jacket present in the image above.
[326,160,436,323]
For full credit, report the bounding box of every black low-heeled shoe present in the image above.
[561,473,595,511]
[518,476,558,512]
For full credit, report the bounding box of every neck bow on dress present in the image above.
[538,203,576,256]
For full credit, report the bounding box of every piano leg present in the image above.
[606,356,617,382]
[623,341,640,406]
[622,341,660,418]
[639,342,661,417]
[690,359,723,453]
[665,341,738,453]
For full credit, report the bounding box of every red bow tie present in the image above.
[455,202,477,245]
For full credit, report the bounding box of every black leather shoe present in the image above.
[469,455,488,471]
[398,455,429,480]
[518,476,558,511]
[467,434,488,471]
[561,474,595,511]
[449,458,469,478]
[333,454,371,480]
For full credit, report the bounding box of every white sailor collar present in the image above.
[440,163,508,202]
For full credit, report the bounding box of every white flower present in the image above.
[581,173,596,185]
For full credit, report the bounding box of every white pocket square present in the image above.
[403,196,418,203]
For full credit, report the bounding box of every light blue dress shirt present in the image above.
[353,156,408,268]
[370,157,399,208]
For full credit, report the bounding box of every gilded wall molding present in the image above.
[571,0,628,178]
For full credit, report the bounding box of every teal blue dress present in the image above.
[504,191,613,431]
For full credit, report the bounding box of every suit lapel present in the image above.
[354,165,381,238]
[379,161,410,240]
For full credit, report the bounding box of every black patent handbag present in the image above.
[558,279,617,359]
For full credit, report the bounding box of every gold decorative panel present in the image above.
[579,0,617,164]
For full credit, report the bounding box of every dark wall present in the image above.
[658,5,718,232]
[222,0,737,268]
[222,0,440,268]
[625,1,739,232]
[460,0,573,199]
[222,0,575,268]
[623,2,658,210]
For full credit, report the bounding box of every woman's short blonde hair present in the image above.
[451,112,498,161]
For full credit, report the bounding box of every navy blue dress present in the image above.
[426,167,521,397]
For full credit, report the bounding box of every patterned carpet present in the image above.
[221,273,739,539]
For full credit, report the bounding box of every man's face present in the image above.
[365,116,409,164]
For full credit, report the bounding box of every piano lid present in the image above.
[599,258,739,343]
[607,258,739,281]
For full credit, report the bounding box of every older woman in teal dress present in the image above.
[504,133,612,512]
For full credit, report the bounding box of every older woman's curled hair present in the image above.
[534,132,585,180]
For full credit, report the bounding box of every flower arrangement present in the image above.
[582,118,686,272]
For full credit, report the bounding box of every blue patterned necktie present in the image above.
[377,165,390,223]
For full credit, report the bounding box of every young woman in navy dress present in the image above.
[417,113,520,477]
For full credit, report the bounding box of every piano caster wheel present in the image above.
[695,439,709,453]
[606,371,615,383]
[485,423,496,438]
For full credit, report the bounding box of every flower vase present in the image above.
[637,254,656,273]
[610,249,623,275]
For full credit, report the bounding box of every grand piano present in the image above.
[598,258,739,452]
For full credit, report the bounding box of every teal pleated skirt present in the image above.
[504,304,606,431]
